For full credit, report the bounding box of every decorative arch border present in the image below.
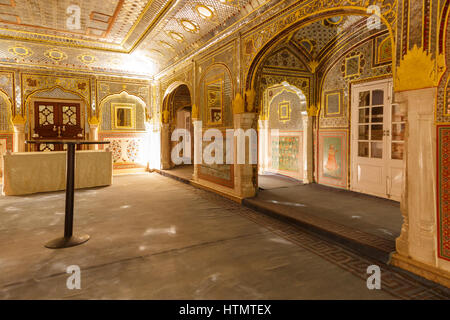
[197,62,235,122]
[163,81,193,100]
[97,91,147,129]
[244,5,397,91]
[24,85,88,122]
[266,84,308,122]
[161,82,193,125]
[0,89,14,132]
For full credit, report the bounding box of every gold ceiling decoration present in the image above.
[148,49,164,57]
[77,53,97,64]
[159,40,175,51]
[0,0,254,74]
[8,45,33,57]
[179,19,200,33]
[168,31,185,43]
[44,49,68,62]
[323,16,343,26]
[195,4,216,20]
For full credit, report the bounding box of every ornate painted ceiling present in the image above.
[0,0,260,76]
[0,1,387,78]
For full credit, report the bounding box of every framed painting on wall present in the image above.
[112,103,135,130]
[205,76,223,125]
[324,90,343,118]
[318,130,347,188]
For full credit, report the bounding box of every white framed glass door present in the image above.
[351,79,404,201]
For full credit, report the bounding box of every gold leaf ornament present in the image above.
[232,93,245,114]
[395,45,437,91]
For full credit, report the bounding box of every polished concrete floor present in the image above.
[0,173,448,299]
[256,173,402,241]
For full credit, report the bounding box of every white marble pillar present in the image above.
[391,87,450,286]
[89,123,99,150]
[13,122,25,152]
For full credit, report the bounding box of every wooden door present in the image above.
[351,79,404,201]
[34,101,83,151]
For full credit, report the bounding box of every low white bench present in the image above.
[2,150,113,196]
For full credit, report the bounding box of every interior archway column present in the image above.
[160,122,171,170]
[88,117,99,150]
[12,115,26,152]
[258,118,269,174]
[192,119,201,182]
[302,112,313,184]
[234,112,257,198]
[391,87,450,287]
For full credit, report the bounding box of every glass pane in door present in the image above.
[371,142,383,158]
[372,90,384,105]
[371,124,383,141]
[391,143,404,160]
[358,142,369,157]
[359,91,370,106]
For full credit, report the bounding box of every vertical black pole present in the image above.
[64,143,75,238]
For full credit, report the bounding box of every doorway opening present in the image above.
[258,82,308,190]
[162,84,194,181]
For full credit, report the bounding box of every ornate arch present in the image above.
[0,89,13,132]
[98,91,147,129]
[24,85,87,122]
[244,4,397,91]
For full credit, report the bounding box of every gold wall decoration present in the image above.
[245,88,256,112]
[243,0,397,89]
[307,103,318,117]
[395,45,437,91]
[12,114,26,125]
[324,90,343,118]
[77,54,97,65]
[44,49,68,62]
[162,109,170,123]
[232,93,244,114]
[308,60,319,73]
[206,77,223,125]
[278,100,291,122]
[88,115,100,125]
[112,103,135,130]
[9,45,33,57]
[192,103,199,119]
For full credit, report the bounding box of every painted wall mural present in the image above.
[318,130,347,188]
[437,125,450,261]
[100,133,149,170]
[271,136,299,172]
[198,131,234,188]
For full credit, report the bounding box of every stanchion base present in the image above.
[45,235,90,249]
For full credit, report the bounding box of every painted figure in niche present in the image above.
[325,144,339,173]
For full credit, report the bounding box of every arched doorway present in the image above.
[246,12,403,251]
[258,82,308,190]
[25,86,87,152]
[161,83,194,180]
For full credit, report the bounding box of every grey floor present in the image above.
[256,173,402,242]
[0,173,413,299]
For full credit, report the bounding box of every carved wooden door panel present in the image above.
[34,101,82,151]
